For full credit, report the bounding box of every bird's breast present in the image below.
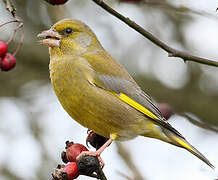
[49,57,143,140]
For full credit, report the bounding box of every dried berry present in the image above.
[1,53,16,71]
[0,41,8,57]
[61,151,68,163]
[52,164,65,180]
[86,131,108,150]
[77,156,100,176]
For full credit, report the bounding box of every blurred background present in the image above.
[0,0,218,179]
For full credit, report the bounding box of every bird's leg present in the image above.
[76,138,113,167]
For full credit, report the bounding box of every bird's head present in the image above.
[38,19,102,57]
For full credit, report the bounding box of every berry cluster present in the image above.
[0,17,23,72]
[52,137,106,180]
[0,41,16,71]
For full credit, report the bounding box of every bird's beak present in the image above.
[37,28,61,47]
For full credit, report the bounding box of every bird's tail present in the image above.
[141,121,214,169]
[163,129,214,169]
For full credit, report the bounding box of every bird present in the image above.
[38,18,214,169]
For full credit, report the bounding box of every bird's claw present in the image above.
[76,151,104,168]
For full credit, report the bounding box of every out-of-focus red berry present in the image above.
[158,103,174,120]
[63,162,79,180]
[65,141,88,162]
[1,53,16,71]
[0,41,8,57]
[44,0,69,5]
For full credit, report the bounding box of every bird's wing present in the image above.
[92,74,184,139]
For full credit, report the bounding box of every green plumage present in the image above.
[40,18,214,169]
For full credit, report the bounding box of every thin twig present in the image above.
[6,27,16,44]
[13,22,24,56]
[6,21,23,43]
[116,142,145,180]
[180,113,218,134]
[91,0,218,67]
[0,20,19,28]
[143,0,218,20]
[117,171,133,180]
[96,168,107,180]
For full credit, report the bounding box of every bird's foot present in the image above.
[76,138,113,168]
[76,151,105,168]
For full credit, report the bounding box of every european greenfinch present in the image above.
[38,19,214,168]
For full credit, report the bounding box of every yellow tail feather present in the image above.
[168,133,214,169]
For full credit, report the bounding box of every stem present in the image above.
[96,168,107,180]
[2,0,16,17]
[0,20,19,28]
[13,22,24,56]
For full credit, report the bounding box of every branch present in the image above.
[116,142,145,180]
[96,168,107,180]
[82,169,107,180]
[180,112,218,134]
[2,0,16,17]
[91,0,218,67]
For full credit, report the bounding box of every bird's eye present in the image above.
[65,27,73,34]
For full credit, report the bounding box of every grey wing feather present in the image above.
[98,75,163,119]
[97,75,185,139]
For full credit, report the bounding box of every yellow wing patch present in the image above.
[110,133,118,140]
[111,92,159,120]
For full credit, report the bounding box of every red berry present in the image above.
[45,0,69,5]
[1,53,16,71]
[158,103,174,120]
[65,141,88,162]
[63,162,79,180]
[0,41,8,57]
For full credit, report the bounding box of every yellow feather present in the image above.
[110,133,118,140]
[113,92,158,120]
[174,136,193,152]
